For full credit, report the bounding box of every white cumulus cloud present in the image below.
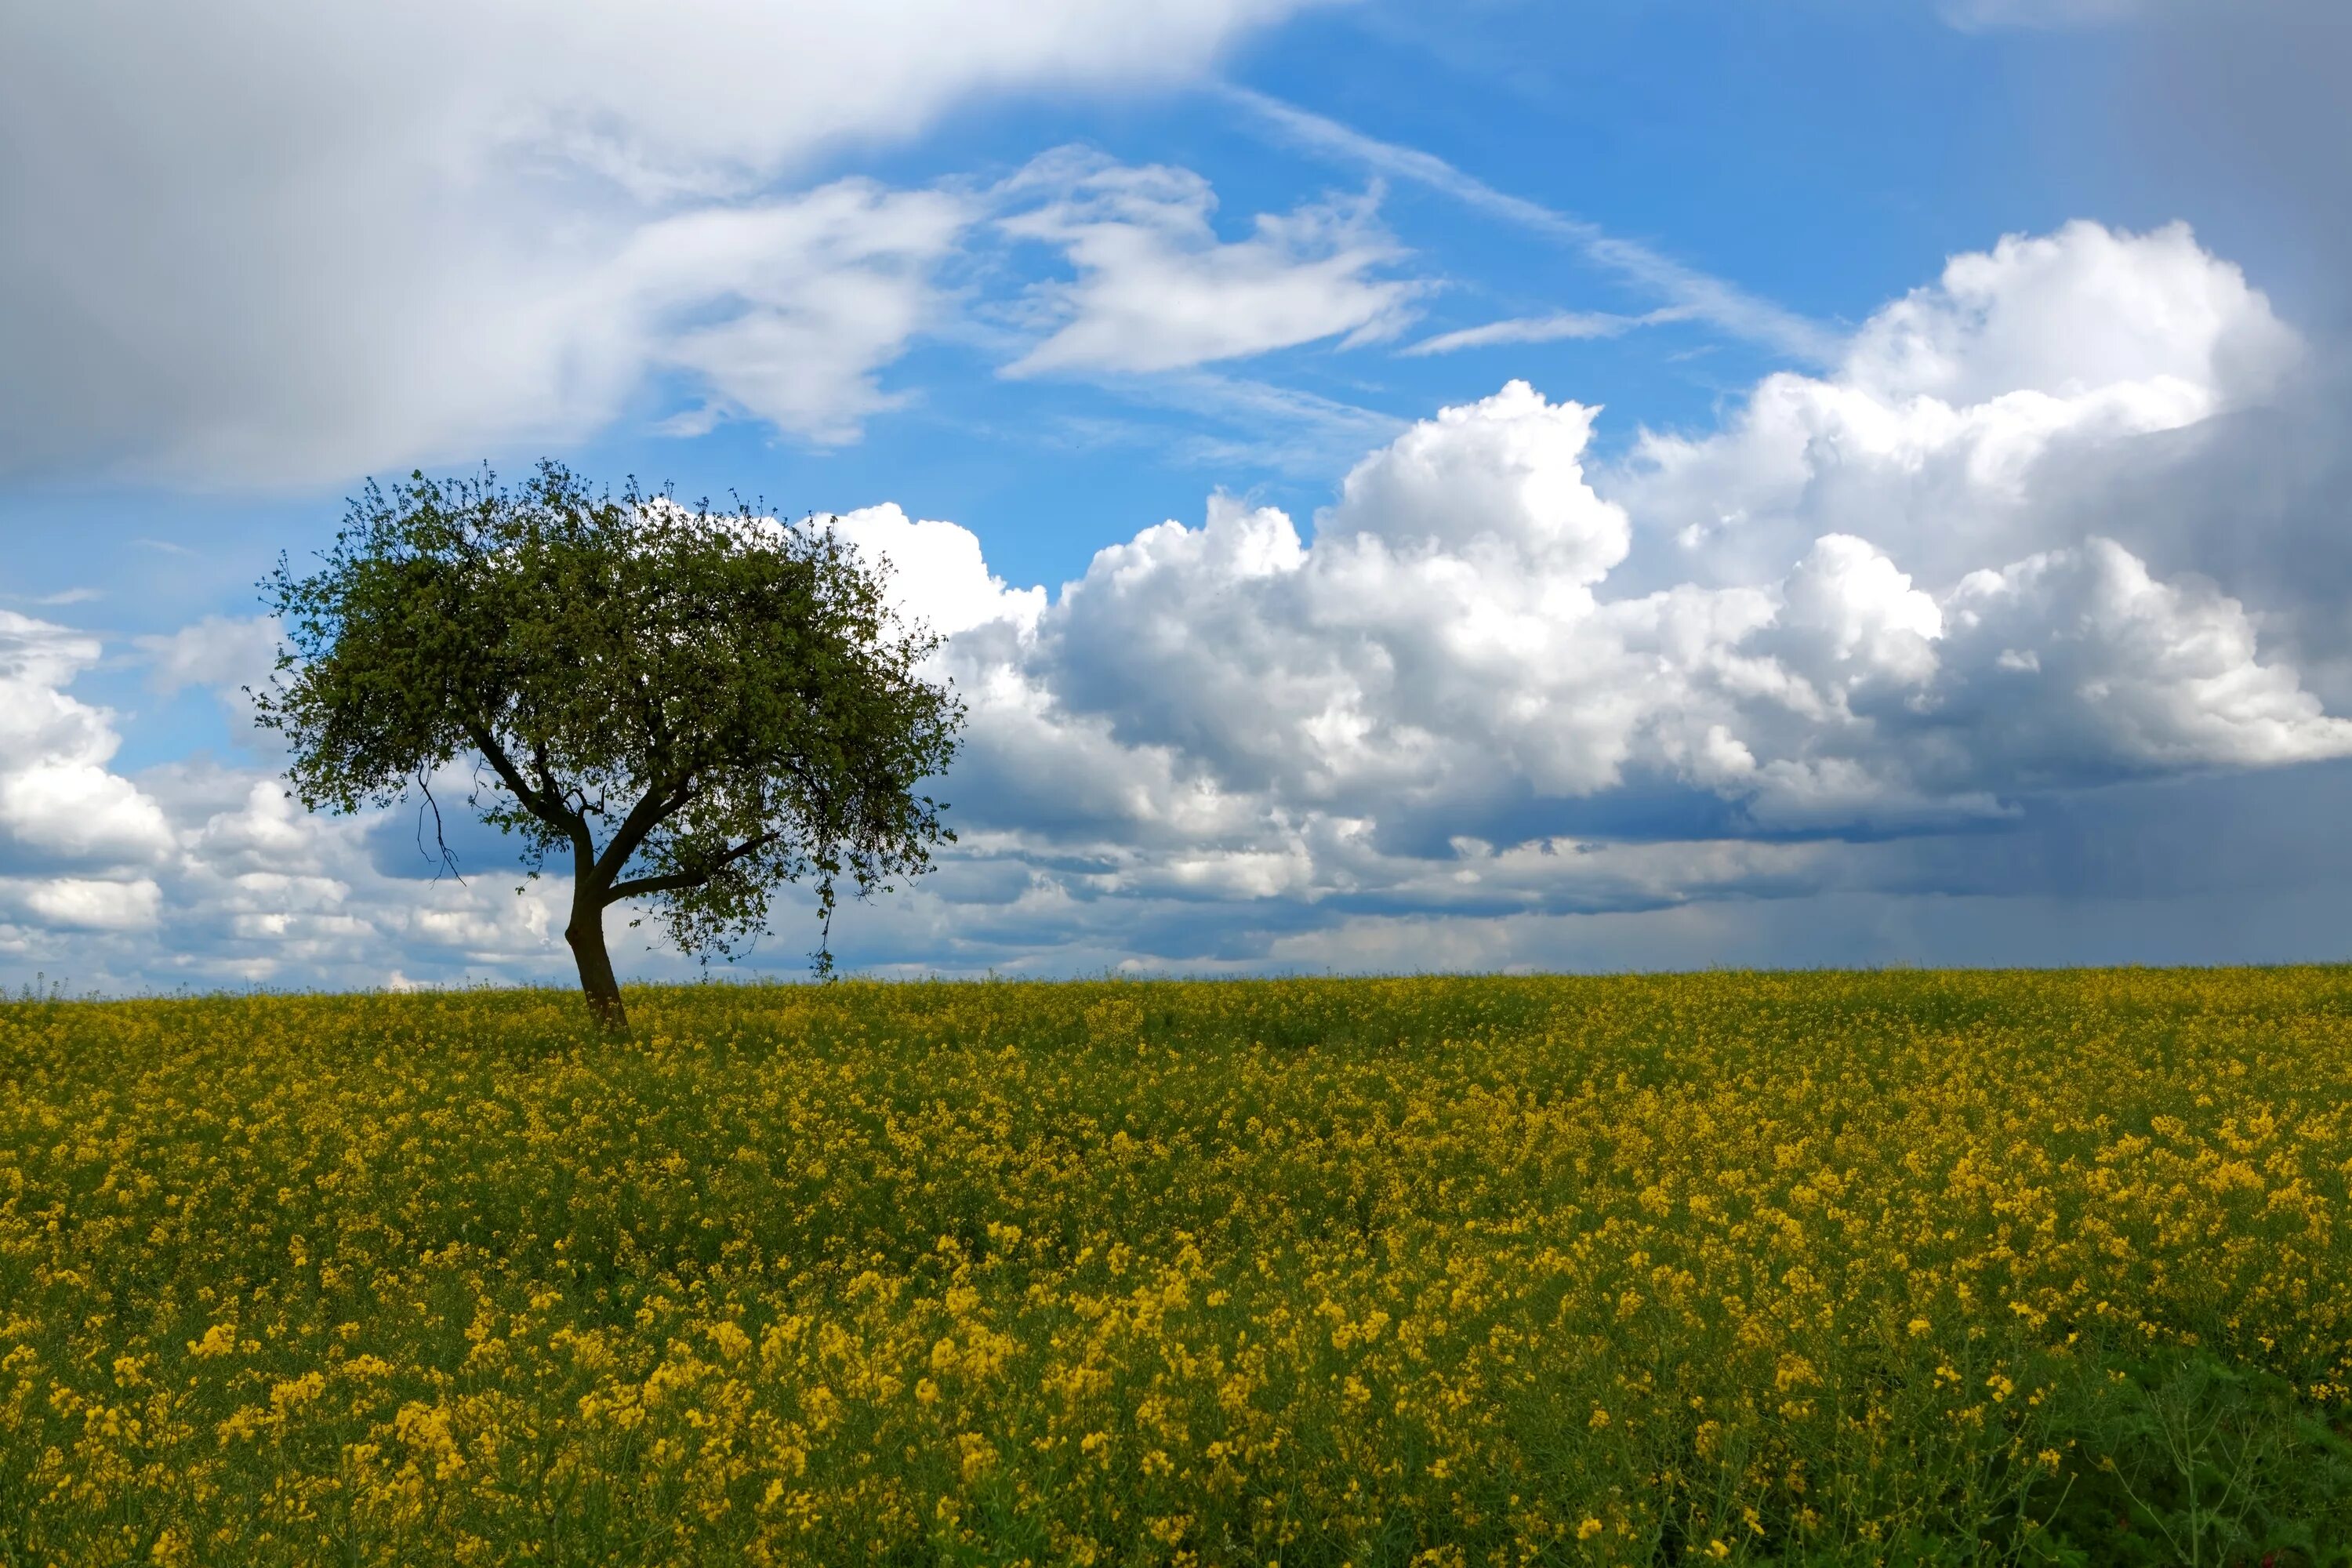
[0,612,174,873]
[863,222,2350,949]
[1611,220,2300,592]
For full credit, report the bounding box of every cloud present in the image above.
[1403,309,1682,356]
[997,151,1419,376]
[861,221,2347,956]
[0,612,175,874]
[1934,538,2348,777]
[17,878,162,932]
[941,372,2341,862]
[2115,2,2352,334]
[1221,86,1841,363]
[4,588,103,608]
[1059,372,1408,477]
[0,608,572,990]
[822,505,1049,639]
[0,0,1327,482]
[607,183,978,444]
[137,615,281,696]
[1843,220,2294,409]
[1610,220,2299,592]
[13,219,2351,986]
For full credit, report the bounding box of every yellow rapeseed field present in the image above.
[3,971,2350,1564]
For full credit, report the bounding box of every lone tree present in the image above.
[256,462,964,1031]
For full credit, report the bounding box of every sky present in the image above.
[5,0,2352,992]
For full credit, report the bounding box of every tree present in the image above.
[255,462,964,1031]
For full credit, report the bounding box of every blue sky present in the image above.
[5,0,2350,991]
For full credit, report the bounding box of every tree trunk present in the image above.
[565,900,628,1034]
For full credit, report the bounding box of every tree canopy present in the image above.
[256,462,964,1029]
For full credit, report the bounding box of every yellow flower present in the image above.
[6,970,2350,1559]
[185,1323,237,1359]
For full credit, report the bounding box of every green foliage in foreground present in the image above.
[3,970,2351,1566]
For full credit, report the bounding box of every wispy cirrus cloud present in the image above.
[1219,85,1842,365]
[1403,307,1693,357]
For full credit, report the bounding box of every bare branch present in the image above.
[603,829,780,905]
[413,768,465,884]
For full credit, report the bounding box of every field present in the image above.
[4,971,2351,1565]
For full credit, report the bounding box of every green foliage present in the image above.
[253,463,964,1011]
[2024,1348,2352,1566]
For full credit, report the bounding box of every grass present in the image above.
[2,969,2350,1564]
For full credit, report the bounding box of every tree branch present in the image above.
[464,721,568,826]
[591,769,697,888]
[413,768,464,884]
[528,740,568,816]
[603,829,780,905]
[521,736,599,878]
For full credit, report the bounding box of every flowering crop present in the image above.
[3,970,2350,1563]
